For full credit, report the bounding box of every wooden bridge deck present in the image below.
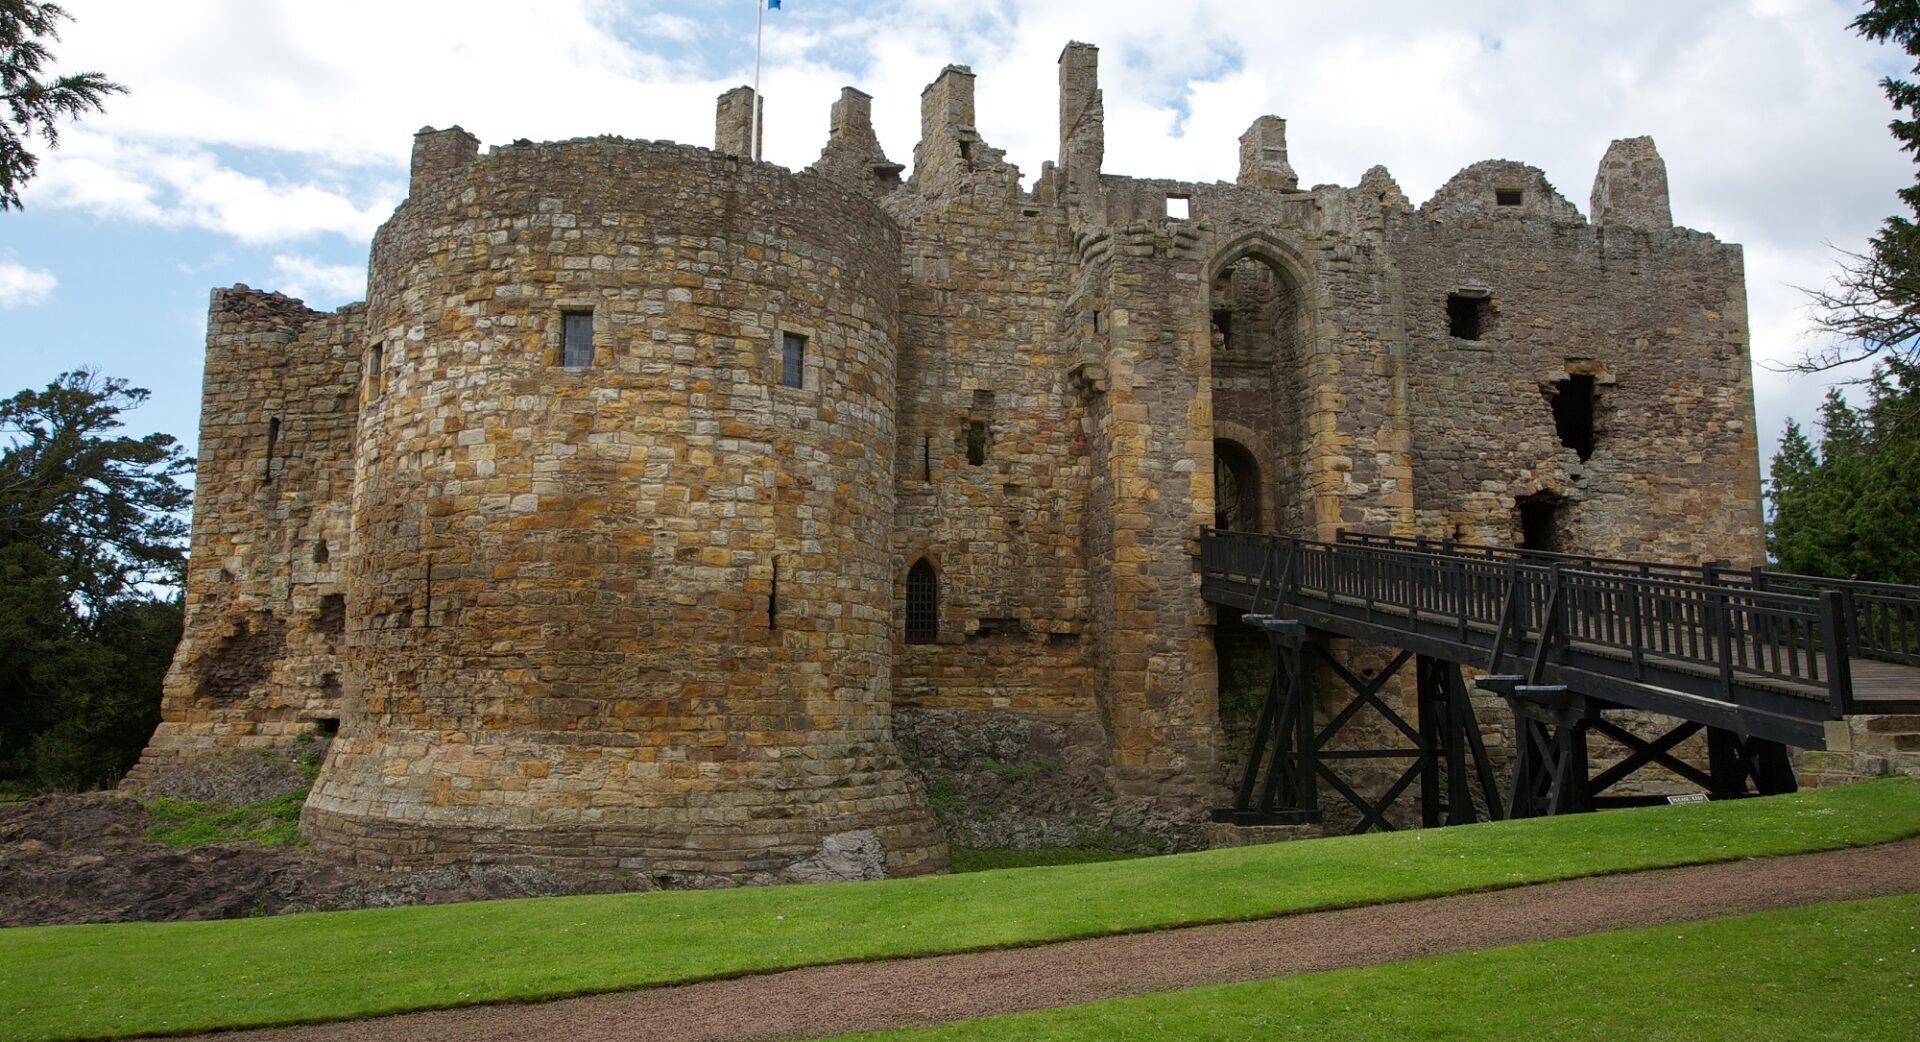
[1846,657,1920,710]
[1199,531,1920,750]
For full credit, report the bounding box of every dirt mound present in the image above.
[128,747,317,806]
[0,793,651,928]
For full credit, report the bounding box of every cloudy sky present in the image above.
[0,0,1910,483]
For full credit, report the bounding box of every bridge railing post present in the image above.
[1819,590,1854,715]
[1711,585,1734,697]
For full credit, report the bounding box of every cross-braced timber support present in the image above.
[1214,618,1502,833]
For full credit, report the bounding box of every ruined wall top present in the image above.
[715,85,763,159]
[409,126,479,194]
[1237,117,1299,192]
[1590,136,1673,232]
[1420,159,1586,226]
[809,86,905,196]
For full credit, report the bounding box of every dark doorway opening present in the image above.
[1214,439,1261,531]
[1550,374,1597,461]
[1517,492,1567,553]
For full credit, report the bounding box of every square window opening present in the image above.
[1166,195,1191,220]
[1495,188,1524,207]
[562,312,595,367]
[1447,294,1490,340]
[780,331,807,389]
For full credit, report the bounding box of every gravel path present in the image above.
[151,836,1920,1042]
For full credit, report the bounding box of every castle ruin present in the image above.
[130,44,1765,879]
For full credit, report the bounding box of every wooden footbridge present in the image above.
[1199,530,1920,830]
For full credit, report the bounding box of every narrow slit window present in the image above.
[366,343,385,398]
[905,559,938,644]
[1166,195,1191,220]
[263,417,280,484]
[562,312,595,367]
[780,331,807,389]
[1447,294,1490,341]
[1495,188,1524,207]
[768,556,779,630]
[966,420,988,466]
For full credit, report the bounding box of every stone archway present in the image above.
[1204,234,1318,537]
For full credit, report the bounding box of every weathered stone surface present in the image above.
[134,39,1771,875]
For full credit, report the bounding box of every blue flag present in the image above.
[768,0,780,8]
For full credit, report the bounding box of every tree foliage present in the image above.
[0,0,124,211]
[1797,3,1920,368]
[0,371,191,791]
[1767,359,1920,584]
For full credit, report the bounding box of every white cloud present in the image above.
[17,0,1913,462]
[0,262,58,308]
[31,132,398,243]
[271,255,366,304]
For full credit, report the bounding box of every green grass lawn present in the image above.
[826,893,1920,1041]
[144,790,308,847]
[3,778,1916,1042]
[946,845,1144,872]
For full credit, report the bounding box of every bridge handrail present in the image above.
[1201,529,1852,714]
[1335,530,1920,667]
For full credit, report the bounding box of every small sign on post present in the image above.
[1666,792,1710,805]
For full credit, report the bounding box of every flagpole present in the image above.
[750,0,764,162]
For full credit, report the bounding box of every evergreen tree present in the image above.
[0,371,189,791]
[1768,362,1920,584]
[0,1,124,210]
[1801,3,1920,367]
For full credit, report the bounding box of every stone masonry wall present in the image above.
[129,289,359,780]
[301,135,944,878]
[1398,156,1763,565]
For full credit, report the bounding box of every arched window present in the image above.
[905,559,938,644]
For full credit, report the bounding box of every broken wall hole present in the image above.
[193,615,287,703]
[314,717,340,738]
[1550,374,1598,461]
[316,594,346,637]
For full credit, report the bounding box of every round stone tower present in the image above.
[300,131,946,879]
